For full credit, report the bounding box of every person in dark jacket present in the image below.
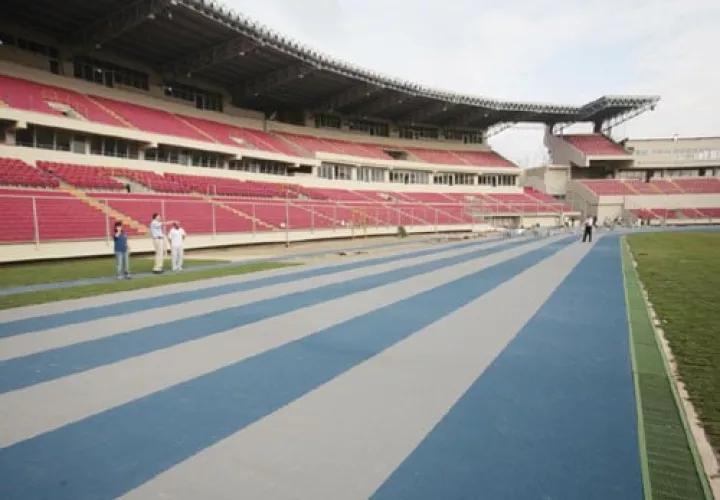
[113,221,131,279]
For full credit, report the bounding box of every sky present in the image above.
[223,0,720,167]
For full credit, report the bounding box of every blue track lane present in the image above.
[0,237,497,337]
[0,238,532,394]
[371,235,644,500]
[0,238,573,500]
[0,236,436,297]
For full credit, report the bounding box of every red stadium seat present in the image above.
[562,134,627,156]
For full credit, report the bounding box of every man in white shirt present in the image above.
[582,215,594,243]
[149,213,174,274]
[168,222,187,271]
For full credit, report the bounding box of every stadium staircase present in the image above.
[274,134,314,157]
[292,202,337,227]
[58,183,149,235]
[84,96,136,129]
[348,190,431,225]
[623,182,642,195]
[666,178,686,193]
[174,116,220,144]
[202,195,277,231]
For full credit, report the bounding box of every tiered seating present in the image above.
[240,129,299,156]
[279,133,391,159]
[243,181,290,198]
[89,192,162,228]
[180,116,298,155]
[524,188,573,212]
[0,75,125,127]
[453,150,516,167]
[482,193,558,214]
[561,134,627,156]
[673,178,720,194]
[626,180,661,194]
[579,180,636,196]
[0,75,60,116]
[698,208,720,217]
[299,187,369,201]
[90,96,208,141]
[165,174,246,196]
[629,207,720,220]
[0,188,108,241]
[37,161,124,190]
[111,168,190,193]
[406,148,462,165]
[0,158,58,188]
[581,177,720,196]
[649,179,684,194]
[0,189,40,242]
[88,192,253,235]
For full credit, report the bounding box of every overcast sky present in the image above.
[225,0,720,167]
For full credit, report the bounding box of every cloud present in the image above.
[225,0,720,165]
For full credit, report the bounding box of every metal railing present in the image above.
[0,192,579,247]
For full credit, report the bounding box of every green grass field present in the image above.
[0,257,223,289]
[628,231,720,457]
[0,258,300,310]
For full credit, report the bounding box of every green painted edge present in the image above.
[620,236,653,500]
[622,235,714,500]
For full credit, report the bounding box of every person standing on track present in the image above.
[582,215,594,243]
[168,222,187,271]
[149,213,174,274]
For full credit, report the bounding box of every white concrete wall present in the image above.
[544,128,588,167]
[627,136,720,171]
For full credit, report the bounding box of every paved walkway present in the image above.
[0,230,708,499]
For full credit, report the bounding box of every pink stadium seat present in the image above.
[37,162,124,190]
[453,150,517,167]
[278,133,391,159]
[35,198,107,240]
[0,75,126,127]
[406,148,462,165]
[0,158,59,188]
[0,191,36,242]
[562,134,627,156]
[673,178,720,194]
[579,180,636,196]
[111,168,190,194]
[180,116,299,156]
[649,179,684,194]
[90,96,208,141]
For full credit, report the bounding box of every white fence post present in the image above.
[32,196,40,249]
[211,202,216,238]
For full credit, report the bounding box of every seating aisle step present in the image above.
[201,195,277,231]
[85,96,137,129]
[59,183,148,235]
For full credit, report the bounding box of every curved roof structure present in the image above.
[2,0,660,132]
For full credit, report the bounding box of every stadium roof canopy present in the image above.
[2,0,660,132]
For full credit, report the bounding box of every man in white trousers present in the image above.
[149,213,174,274]
[168,222,187,271]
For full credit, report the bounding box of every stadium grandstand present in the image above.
[0,0,665,262]
[525,132,720,227]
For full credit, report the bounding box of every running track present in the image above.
[0,232,645,499]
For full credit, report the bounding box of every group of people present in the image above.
[112,213,187,279]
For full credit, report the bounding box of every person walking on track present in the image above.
[582,215,594,243]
